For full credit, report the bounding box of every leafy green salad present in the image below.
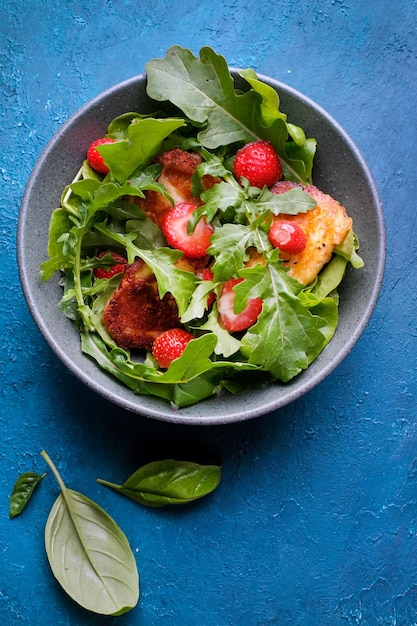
[41,46,363,408]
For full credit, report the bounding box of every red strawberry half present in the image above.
[218,278,263,333]
[162,201,214,259]
[152,328,195,368]
[269,220,307,255]
[233,140,282,188]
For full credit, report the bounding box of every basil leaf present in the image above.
[9,471,46,519]
[41,451,139,616]
[97,460,222,508]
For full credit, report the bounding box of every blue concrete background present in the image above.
[1,0,416,624]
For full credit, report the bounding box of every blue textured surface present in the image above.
[1,1,416,624]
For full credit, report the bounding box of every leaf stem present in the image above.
[41,450,67,496]
[62,165,84,214]
[96,478,121,490]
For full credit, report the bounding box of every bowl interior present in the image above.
[17,72,385,424]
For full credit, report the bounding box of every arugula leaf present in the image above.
[97,460,222,508]
[309,255,349,301]
[97,117,186,183]
[146,46,261,148]
[81,331,259,408]
[9,471,46,518]
[253,186,317,216]
[236,261,331,381]
[334,228,364,268]
[146,46,315,183]
[197,306,242,358]
[238,68,317,182]
[208,223,253,281]
[92,222,198,317]
[181,278,219,323]
[41,209,77,280]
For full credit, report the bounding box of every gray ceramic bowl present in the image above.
[17,72,385,425]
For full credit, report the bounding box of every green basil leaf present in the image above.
[41,451,139,616]
[9,471,46,519]
[97,460,222,508]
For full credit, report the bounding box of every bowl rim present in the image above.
[17,72,386,425]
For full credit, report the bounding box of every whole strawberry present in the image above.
[233,140,282,188]
[152,329,195,368]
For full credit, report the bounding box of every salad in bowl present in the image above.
[39,46,365,410]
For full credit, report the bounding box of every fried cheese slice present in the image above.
[102,259,181,350]
[271,183,353,285]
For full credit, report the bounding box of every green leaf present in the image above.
[107,111,158,139]
[146,46,261,149]
[97,460,222,508]
[197,305,242,357]
[126,218,167,250]
[92,222,198,317]
[208,223,253,281]
[80,331,259,408]
[181,277,218,323]
[334,228,364,268]
[41,451,139,616]
[238,68,287,126]
[97,117,186,182]
[254,187,317,216]
[238,68,317,182]
[146,46,316,183]
[9,471,46,519]
[199,179,247,219]
[237,261,330,381]
[309,255,349,301]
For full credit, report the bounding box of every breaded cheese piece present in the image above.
[102,259,181,350]
[271,183,353,285]
[134,148,218,228]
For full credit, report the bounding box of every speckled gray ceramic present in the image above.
[17,73,385,424]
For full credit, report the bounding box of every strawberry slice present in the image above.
[162,201,214,259]
[87,137,116,174]
[218,278,263,333]
[152,328,195,368]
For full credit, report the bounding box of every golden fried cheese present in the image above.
[271,182,353,285]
